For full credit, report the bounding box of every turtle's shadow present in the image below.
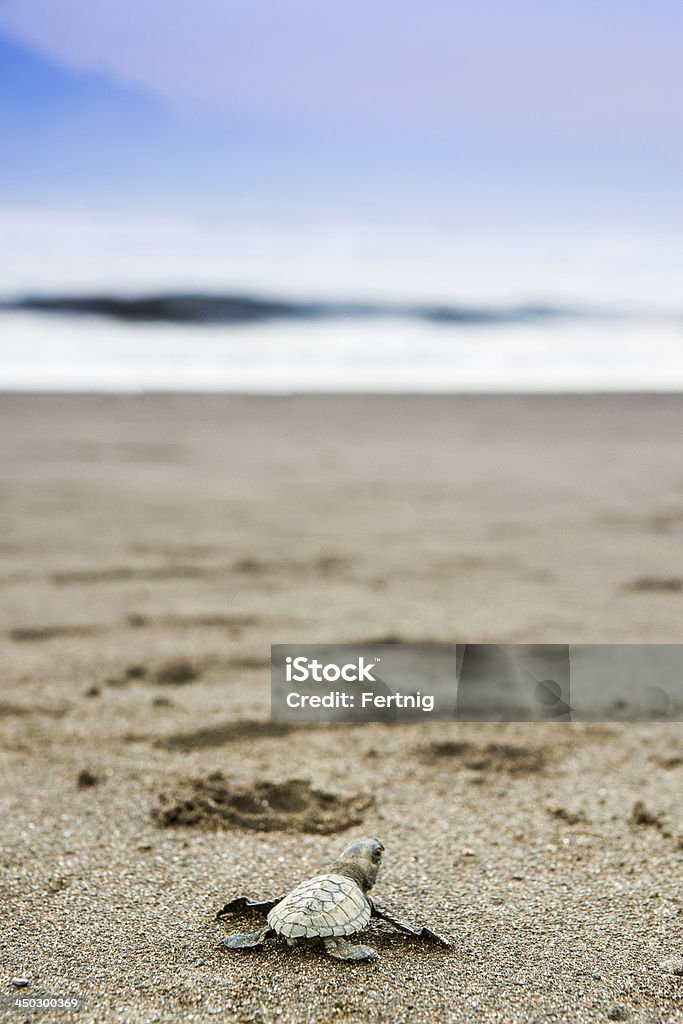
[216,929,380,965]
[368,923,455,956]
[215,919,453,964]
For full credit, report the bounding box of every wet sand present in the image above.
[0,393,681,1023]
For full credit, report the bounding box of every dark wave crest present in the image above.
[0,292,597,327]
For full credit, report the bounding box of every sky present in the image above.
[0,0,682,221]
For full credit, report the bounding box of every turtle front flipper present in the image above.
[370,900,451,947]
[323,937,377,961]
[222,927,273,951]
[216,895,285,920]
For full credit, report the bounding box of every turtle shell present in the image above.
[267,873,371,939]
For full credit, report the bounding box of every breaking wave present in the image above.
[1,292,606,327]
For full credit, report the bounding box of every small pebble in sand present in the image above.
[629,800,661,828]
[126,664,147,679]
[155,659,198,685]
[660,955,683,976]
[77,769,99,789]
[11,979,30,988]
[84,686,100,697]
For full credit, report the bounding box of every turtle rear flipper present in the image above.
[370,900,451,947]
[222,927,273,951]
[323,937,377,961]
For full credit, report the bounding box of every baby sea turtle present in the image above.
[217,837,449,961]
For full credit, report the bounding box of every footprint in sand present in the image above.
[153,775,373,834]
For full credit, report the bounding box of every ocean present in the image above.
[1,207,681,392]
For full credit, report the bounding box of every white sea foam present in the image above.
[1,207,681,391]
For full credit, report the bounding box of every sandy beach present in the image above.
[1,393,682,1024]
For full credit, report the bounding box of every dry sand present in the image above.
[0,393,681,1024]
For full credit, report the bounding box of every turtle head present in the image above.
[331,837,384,891]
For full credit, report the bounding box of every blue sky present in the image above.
[1,0,681,219]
